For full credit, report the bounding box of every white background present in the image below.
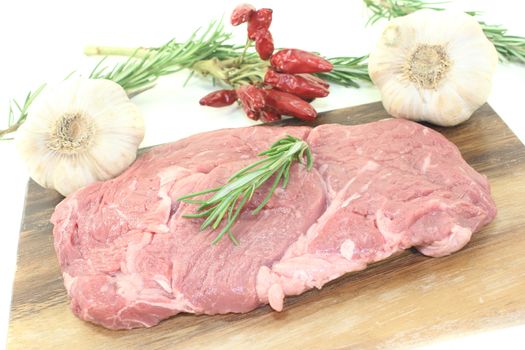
[1,0,524,348]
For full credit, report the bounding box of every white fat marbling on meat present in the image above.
[360,180,372,192]
[375,208,402,250]
[63,272,75,292]
[361,160,380,173]
[422,155,431,173]
[153,275,172,293]
[123,233,152,273]
[417,225,473,257]
[318,163,329,175]
[116,272,144,300]
[340,240,356,260]
[341,193,361,208]
[145,187,171,234]
[157,165,193,187]
[127,179,137,191]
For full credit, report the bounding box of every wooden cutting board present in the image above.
[7,102,525,350]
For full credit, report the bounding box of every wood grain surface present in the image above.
[7,102,525,350]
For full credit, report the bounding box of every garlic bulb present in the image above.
[368,10,498,126]
[16,78,144,196]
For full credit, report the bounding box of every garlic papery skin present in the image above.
[368,10,498,126]
[16,78,145,196]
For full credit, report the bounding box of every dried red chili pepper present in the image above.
[255,30,274,60]
[264,70,329,99]
[247,8,272,40]
[236,85,266,110]
[231,4,255,26]
[270,49,333,74]
[265,89,317,121]
[199,5,331,123]
[297,73,330,89]
[236,85,267,120]
[199,89,238,107]
[245,110,260,121]
[260,110,281,123]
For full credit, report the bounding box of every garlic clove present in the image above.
[52,154,100,196]
[89,133,141,179]
[16,78,145,196]
[428,85,470,126]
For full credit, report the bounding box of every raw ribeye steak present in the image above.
[51,119,496,329]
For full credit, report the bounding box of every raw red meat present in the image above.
[51,119,496,329]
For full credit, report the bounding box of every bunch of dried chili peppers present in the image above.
[199,4,333,122]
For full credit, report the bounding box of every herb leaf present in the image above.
[0,84,46,140]
[178,135,313,245]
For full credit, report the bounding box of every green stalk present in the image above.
[83,46,150,58]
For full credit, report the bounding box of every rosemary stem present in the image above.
[83,45,151,58]
[0,122,21,138]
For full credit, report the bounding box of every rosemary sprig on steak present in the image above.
[178,135,313,245]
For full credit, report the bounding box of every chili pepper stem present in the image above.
[238,38,252,65]
[219,58,240,67]
[229,62,268,86]
[191,57,269,88]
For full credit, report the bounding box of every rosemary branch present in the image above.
[2,20,371,139]
[89,20,235,95]
[178,135,313,244]
[363,0,525,63]
[85,44,371,89]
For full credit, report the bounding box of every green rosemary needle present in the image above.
[178,135,313,245]
[316,56,371,88]
[0,84,46,140]
[363,0,445,25]
[363,0,525,63]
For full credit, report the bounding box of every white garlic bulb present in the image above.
[368,10,498,126]
[16,78,145,196]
